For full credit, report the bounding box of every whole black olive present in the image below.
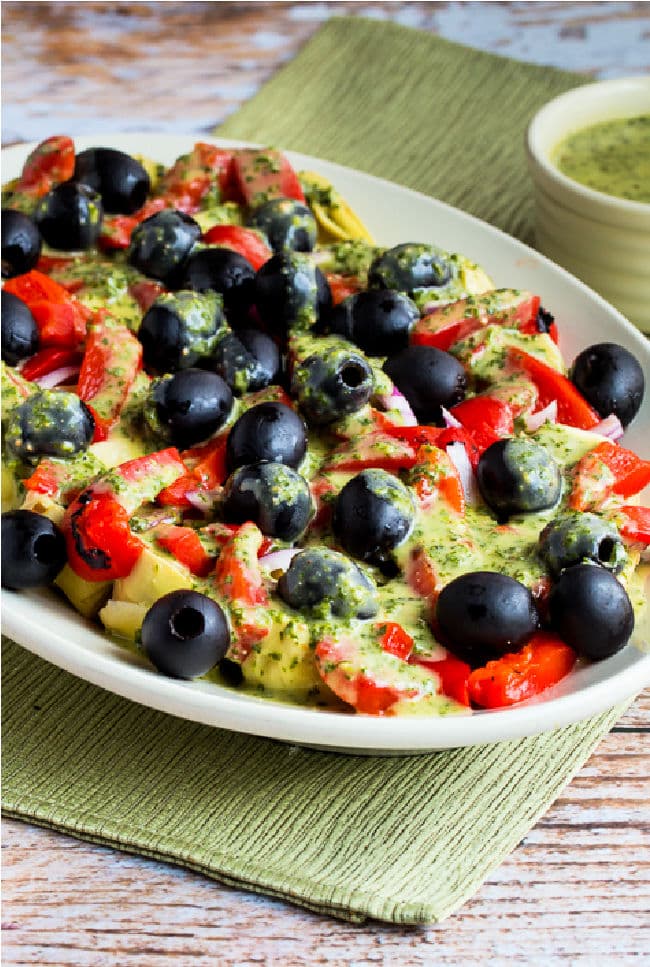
[329,289,419,357]
[178,248,256,326]
[277,548,379,619]
[225,401,307,472]
[141,589,230,679]
[128,209,201,286]
[539,512,627,578]
[369,242,453,294]
[254,252,331,337]
[247,197,317,253]
[1,209,42,277]
[548,564,634,660]
[333,469,415,565]
[138,290,227,375]
[222,461,313,540]
[34,182,103,251]
[1,290,39,365]
[383,345,467,423]
[5,390,95,463]
[570,342,645,428]
[210,329,281,395]
[1,510,67,589]
[145,368,233,448]
[74,147,151,214]
[477,438,562,522]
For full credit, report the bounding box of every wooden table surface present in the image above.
[2,3,649,964]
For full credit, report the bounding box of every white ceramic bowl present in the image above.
[526,76,650,333]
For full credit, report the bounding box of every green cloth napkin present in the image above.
[3,19,619,925]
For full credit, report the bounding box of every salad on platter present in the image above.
[1,135,648,718]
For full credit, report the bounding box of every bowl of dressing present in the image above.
[526,76,650,333]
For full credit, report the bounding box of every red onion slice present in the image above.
[593,413,624,442]
[34,366,80,389]
[446,441,479,506]
[524,400,557,432]
[259,548,301,575]
[441,406,462,429]
[378,387,418,426]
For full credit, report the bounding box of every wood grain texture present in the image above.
[2,2,650,962]
[3,691,649,965]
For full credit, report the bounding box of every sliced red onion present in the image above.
[593,413,624,442]
[524,400,557,432]
[259,548,301,575]
[420,298,455,315]
[441,406,462,429]
[446,441,479,506]
[34,366,80,389]
[376,387,418,426]
[184,489,221,513]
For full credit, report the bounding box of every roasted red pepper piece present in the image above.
[323,431,417,472]
[410,655,471,707]
[202,225,272,270]
[570,441,650,512]
[229,148,305,206]
[15,135,75,197]
[155,525,215,577]
[409,445,465,514]
[157,437,228,508]
[377,622,414,661]
[20,347,82,383]
[214,523,271,661]
[507,347,600,430]
[468,631,577,708]
[64,491,144,582]
[77,319,142,441]
[325,273,363,306]
[128,279,166,313]
[412,291,540,351]
[450,396,514,448]
[617,505,650,543]
[158,143,234,213]
[4,270,90,349]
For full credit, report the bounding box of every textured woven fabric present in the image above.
[3,19,620,925]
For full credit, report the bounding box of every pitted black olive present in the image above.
[1,510,67,590]
[539,512,627,577]
[5,390,95,463]
[1,209,42,278]
[328,289,419,357]
[178,248,256,326]
[292,344,374,424]
[383,344,467,423]
[34,182,103,251]
[138,290,227,374]
[247,197,317,253]
[74,148,150,214]
[145,368,233,448]
[1,290,39,365]
[570,342,645,428]
[141,590,230,679]
[222,461,313,541]
[254,252,331,337]
[210,329,281,395]
[128,209,201,286]
[368,243,453,294]
[278,547,379,619]
[477,438,562,522]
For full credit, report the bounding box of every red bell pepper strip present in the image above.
[617,505,650,544]
[214,523,271,661]
[99,198,167,251]
[158,143,235,212]
[20,347,82,383]
[408,445,466,514]
[507,347,600,430]
[377,622,414,661]
[4,271,90,349]
[63,449,186,581]
[570,441,650,511]
[228,148,305,206]
[77,319,143,441]
[410,655,471,707]
[325,273,363,306]
[412,290,540,352]
[157,437,228,509]
[14,135,75,198]
[406,547,441,604]
[450,396,514,447]
[128,279,167,313]
[202,225,272,270]
[155,525,215,577]
[468,631,577,708]
[323,432,417,472]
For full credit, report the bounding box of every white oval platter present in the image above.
[2,134,649,753]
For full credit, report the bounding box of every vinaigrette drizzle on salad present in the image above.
[1,136,648,717]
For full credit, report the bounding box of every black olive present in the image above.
[219,656,244,687]
[254,252,331,337]
[141,589,230,679]
[225,401,307,472]
[277,548,379,619]
[535,306,555,334]
[548,564,634,661]
[5,390,95,463]
[74,147,151,214]
[570,342,645,428]
[436,571,539,665]
[368,242,453,294]
[178,248,256,326]
[329,290,419,357]
[138,290,227,375]
[247,197,317,253]
[292,344,374,425]
[539,512,627,578]
[333,469,415,565]
[1,290,39,365]
[128,209,201,286]
[383,344,467,423]
[222,461,313,541]
[1,510,67,590]
[477,438,562,522]
[34,182,103,251]
[145,368,233,448]
[1,209,42,278]
[210,329,281,395]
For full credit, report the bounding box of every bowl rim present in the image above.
[526,75,650,216]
